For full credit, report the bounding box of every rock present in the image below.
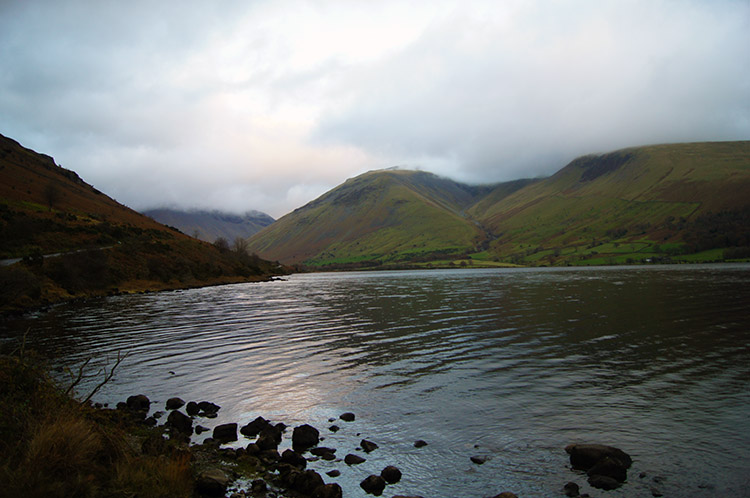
[326,469,341,477]
[321,451,336,461]
[470,456,487,464]
[256,429,280,451]
[340,412,356,422]
[360,439,378,453]
[126,394,150,412]
[651,488,663,497]
[166,410,193,435]
[381,465,402,484]
[165,397,185,410]
[492,494,518,498]
[587,456,628,482]
[197,401,220,415]
[240,416,272,437]
[152,410,165,419]
[212,423,238,444]
[563,481,580,497]
[392,496,426,498]
[251,479,267,493]
[245,443,260,456]
[329,425,340,432]
[116,401,127,410]
[312,483,343,498]
[280,449,308,469]
[195,468,230,496]
[360,475,386,496]
[311,447,337,456]
[565,444,632,471]
[186,401,200,416]
[345,453,366,465]
[286,469,325,495]
[195,425,209,435]
[292,424,320,449]
[259,449,280,463]
[414,439,428,448]
[144,416,157,426]
[588,473,622,490]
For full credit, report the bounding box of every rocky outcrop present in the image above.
[565,443,632,490]
[292,424,320,449]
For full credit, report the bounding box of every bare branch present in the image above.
[81,351,129,405]
[65,357,92,395]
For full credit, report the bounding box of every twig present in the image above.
[65,357,92,396]
[80,350,129,405]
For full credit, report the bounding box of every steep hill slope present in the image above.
[143,208,275,243]
[248,141,749,268]
[0,133,286,313]
[472,141,750,265]
[247,169,511,267]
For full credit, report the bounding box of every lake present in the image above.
[2,265,749,497]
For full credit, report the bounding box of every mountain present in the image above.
[247,141,750,268]
[0,133,287,313]
[143,208,275,243]
[245,169,531,267]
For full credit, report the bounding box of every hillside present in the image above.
[0,133,287,313]
[248,141,750,268]
[143,208,274,243]
[246,169,528,268]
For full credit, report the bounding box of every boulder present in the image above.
[588,456,628,482]
[126,394,150,412]
[340,412,355,422]
[186,401,200,416]
[165,397,185,410]
[588,473,622,490]
[166,410,193,435]
[240,416,271,437]
[256,429,280,451]
[310,447,337,457]
[563,481,580,497]
[280,449,308,469]
[195,468,230,496]
[292,424,320,449]
[345,453,366,465]
[381,465,402,484]
[360,475,386,496]
[212,423,238,444]
[565,444,632,471]
[360,439,378,453]
[285,469,325,495]
[197,401,220,415]
[312,483,343,498]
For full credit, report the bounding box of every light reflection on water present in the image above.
[2,265,750,497]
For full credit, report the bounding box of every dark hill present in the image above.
[0,133,287,313]
[143,208,275,243]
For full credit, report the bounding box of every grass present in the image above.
[0,352,194,498]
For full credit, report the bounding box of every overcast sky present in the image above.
[1,1,748,218]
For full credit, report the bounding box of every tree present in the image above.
[232,237,249,256]
[213,237,230,253]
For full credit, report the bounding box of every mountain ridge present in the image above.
[247,141,750,268]
[143,208,275,243]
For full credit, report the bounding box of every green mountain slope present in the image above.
[0,133,287,313]
[473,141,750,265]
[247,169,511,267]
[248,141,750,268]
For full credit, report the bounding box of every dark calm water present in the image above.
[2,265,749,497]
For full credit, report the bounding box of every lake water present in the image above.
[2,265,749,497]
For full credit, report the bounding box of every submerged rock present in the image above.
[588,473,622,490]
[292,424,320,449]
[345,454,366,465]
[470,456,487,465]
[212,423,238,444]
[165,397,184,410]
[565,444,632,471]
[381,465,402,484]
[360,475,386,496]
[360,439,378,453]
[414,439,428,448]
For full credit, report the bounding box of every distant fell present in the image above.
[0,132,287,313]
[143,208,275,243]
[248,141,750,268]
